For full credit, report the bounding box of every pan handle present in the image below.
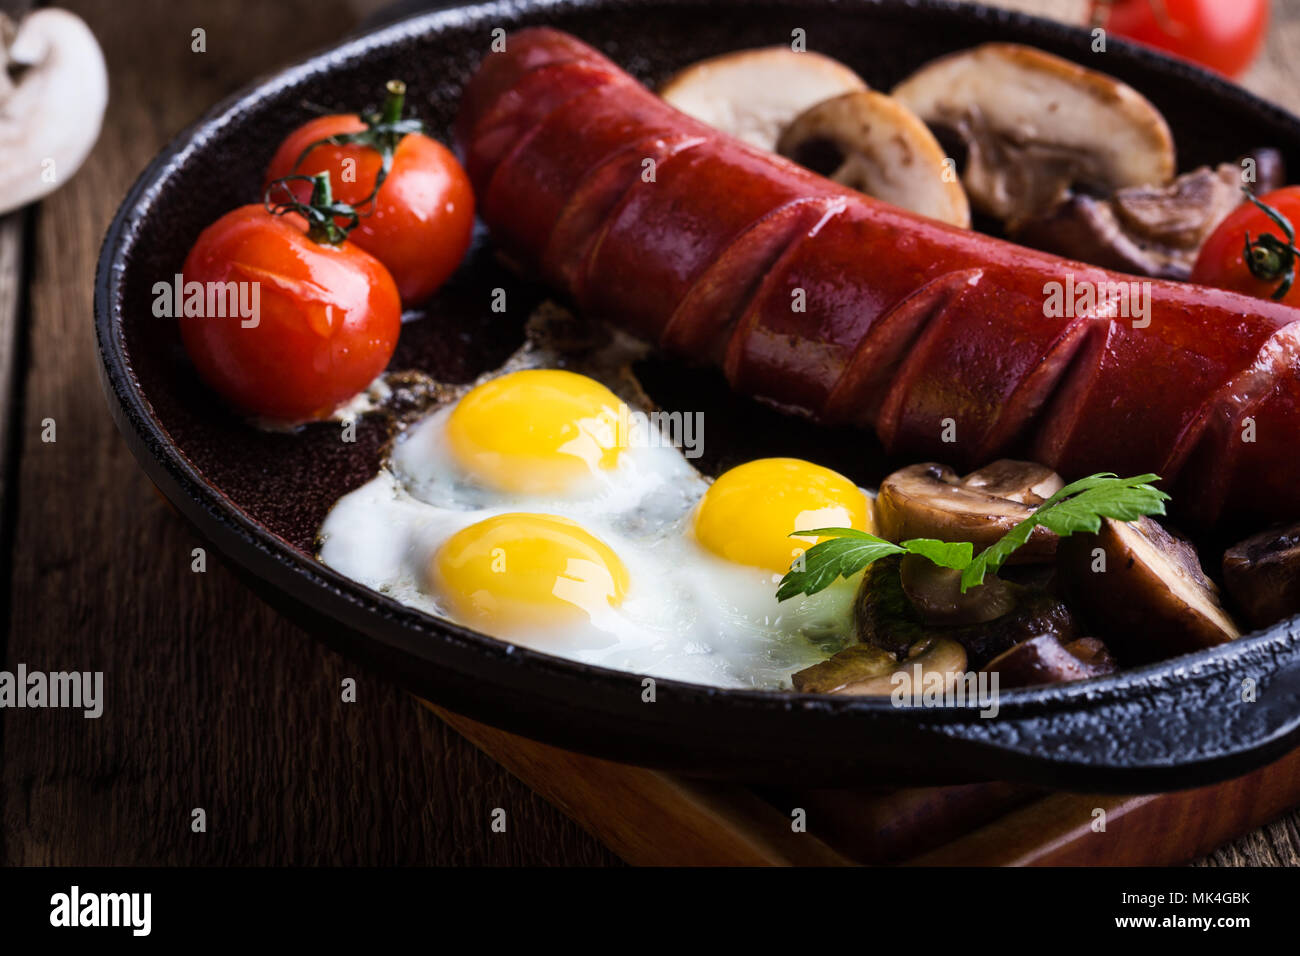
[918,629,1300,791]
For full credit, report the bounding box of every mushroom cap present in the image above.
[659,47,866,151]
[981,634,1117,689]
[1223,520,1300,628]
[0,9,108,215]
[1013,157,1279,280]
[899,553,1016,625]
[854,553,1076,668]
[891,43,1175,225]
[1060,517,1239,663]
[875,461,1063,562]
[776,90,971,228]
[792,636,967,696]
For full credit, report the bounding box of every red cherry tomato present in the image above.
[1191,186,1300,306]
[264,112,475,307]
[179,203,402,422]
[1094,0,1268,78]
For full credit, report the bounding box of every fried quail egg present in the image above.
[317,366,874,688]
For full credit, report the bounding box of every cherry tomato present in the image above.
[179,203,402,422]
[1094,0,1268,78]
[264,111,475,307]
[1191,186,1300,306]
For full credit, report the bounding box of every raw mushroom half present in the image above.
[892,43,1175,229]
[659,47,866,151]
[0,9,108,215]
[776,91,971,228]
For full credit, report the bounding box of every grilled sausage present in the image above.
[457,28,1300,529]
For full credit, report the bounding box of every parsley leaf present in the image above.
[774,532,905,601]
[958,472,1168,591]
[899,538,973,570]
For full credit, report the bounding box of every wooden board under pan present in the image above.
[427,704,1300,865]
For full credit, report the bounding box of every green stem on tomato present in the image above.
[1240,187,1300,301]
[289,80,425,214]
[264,172,359,246]
[306,173,338,244]
[380,79,406,126]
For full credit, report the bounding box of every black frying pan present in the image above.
[95,0,1300,790]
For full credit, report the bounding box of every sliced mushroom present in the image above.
[659,47,866,151]
[981,634,1117,689]
[0,9,108,215]
[875,461,1063,562]
[1222,520,1300,628]
[855,554,1077,667]
[793,636,966,696]
[791,642,896,693]
[776,91,970,228]
[891,44,1175,229]
[960,459,1064,504]
[1059,517,1239,663]
[1013,151,1286,280]
[898,553,1017,626]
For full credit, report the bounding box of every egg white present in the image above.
[318,364,864,689]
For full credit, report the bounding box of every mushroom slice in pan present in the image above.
[1013,151,1286,280]
[776,91,971,228]
[981,634,1117,689]
[855,555,1076,668]
[1059,517,1239,663]
[793,637,966,696]
[875,461,1064,562]
[1222,520,1300,628]
[791,642,896,694]
[659,47,866,151]
[898,553,1016,626]
[891,43,1175,229]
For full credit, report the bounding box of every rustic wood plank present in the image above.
[0,214,23,544]
[0,0,617,866]
[906,747,1300,866]
[437,704,1300,867]
[431,705,852,866]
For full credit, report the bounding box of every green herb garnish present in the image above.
[776,472,1169,602]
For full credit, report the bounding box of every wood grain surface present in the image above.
[0,0,1297,867]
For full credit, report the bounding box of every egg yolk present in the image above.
[445,369,629,495]
[693,458,872,573]
[431,513,630,636]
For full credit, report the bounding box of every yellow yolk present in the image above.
[445,369,628,494]
[693,458,871,573]
[431,513,630,636]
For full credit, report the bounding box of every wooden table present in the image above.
[1,0,1297,866]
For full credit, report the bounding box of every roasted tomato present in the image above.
[1191,186,1300,306]
[1092,0,1268,79]
[263,81,475,307]
[179,189,401,423]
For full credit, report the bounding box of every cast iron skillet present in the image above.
[96,0,1300,790]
